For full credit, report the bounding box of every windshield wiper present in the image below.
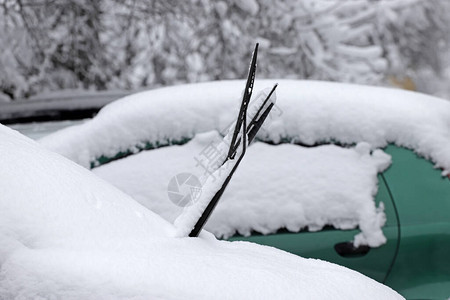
[188,44,278,237]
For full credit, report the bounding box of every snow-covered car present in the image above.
[39,80,450,299]
[0,124,404,299]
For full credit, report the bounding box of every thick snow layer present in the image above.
[0,125,174,242]
[94,131,391,247]
[0,125,403,299]
[40,80,450,176]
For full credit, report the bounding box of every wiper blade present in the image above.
[188,44,277,237]
[227,43,258,160]
[230,83,278,155]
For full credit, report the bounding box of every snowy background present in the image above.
[1,2,449,297]
[0,0,449,102]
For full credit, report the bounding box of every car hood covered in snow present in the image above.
[0,124,404,299]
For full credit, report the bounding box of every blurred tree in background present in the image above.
[0,0,449,100]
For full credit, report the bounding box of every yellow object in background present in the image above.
[389,76,417,91]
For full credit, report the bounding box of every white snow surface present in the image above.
[40,80,450,175]
[0,125,403,299]
[94,131,391,247]
[173,156,238,238]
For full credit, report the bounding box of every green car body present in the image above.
[229,145,450,299]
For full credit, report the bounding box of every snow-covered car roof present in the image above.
[40,80,450,175]
[0,125,403,299]
[38,80,450,248]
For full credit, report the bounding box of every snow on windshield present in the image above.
[40,80,450,176]
[0,125,403,299]
[93,131,391,247]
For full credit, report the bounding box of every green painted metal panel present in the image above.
[382,145,450,299]
[382,145,450,225]
[385,224,450,299]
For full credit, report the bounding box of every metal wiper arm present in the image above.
[188,44,277,237]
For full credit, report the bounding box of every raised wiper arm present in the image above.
[186,44,277,237]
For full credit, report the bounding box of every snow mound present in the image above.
[0,125,403,299]
[0,126,174,248]
[40,80,450,175]
[94,131,391,247]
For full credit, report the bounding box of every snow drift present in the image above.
[0,125,403,299]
